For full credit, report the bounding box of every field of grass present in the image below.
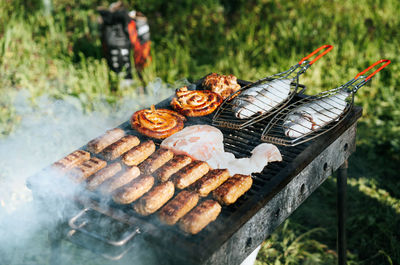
[1,0,399,264]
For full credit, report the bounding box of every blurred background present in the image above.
[0,0,399,264]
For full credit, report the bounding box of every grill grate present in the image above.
[65,93,313,260]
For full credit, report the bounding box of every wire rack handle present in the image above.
[298,45,334,65]
[354,59,391,81]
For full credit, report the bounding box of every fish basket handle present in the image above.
[354,59,391,81]
[298,45,334,65]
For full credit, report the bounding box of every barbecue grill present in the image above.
[28,77,362,265]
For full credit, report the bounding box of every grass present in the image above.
[0,0,399,264]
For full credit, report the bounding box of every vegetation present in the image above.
[1,0,399,264]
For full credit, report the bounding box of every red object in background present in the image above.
[99,5,151,82]
[127,18,151,71]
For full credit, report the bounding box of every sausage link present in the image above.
[213,174,253,205]
[139,148,174,175]
[98,166,141,194]
[179,200,221,234]
[68,157,107,183]
[192,169,230,197]
[112,175,154,204]
[52,150,90,172]
[158,190,199,225]
[155,155,192,182]
[87,128,125,154]
[173,161,210,189]
[122,140,155,166]
[102,135,140,161]
[86,162,122,191]
[134,181,175,216]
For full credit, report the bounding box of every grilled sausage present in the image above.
[155,155,192,182]
[122,140,155,166]
[173,161,210,189]
[98,166,141,194]
[102,135,140,161]
[179,200,221,234]
[86,162,122,191]
[112,175,154,204]
[192,169,230,197]
[87,128,125,154]
[52,150,90,171]
[138,148,174,175]
[158,190,199,225]
[213,174,253,205]
[134,181,175,216]
[68,157,107,182]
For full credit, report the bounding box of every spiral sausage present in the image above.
[130,105,186,139]
[171,86,223,117]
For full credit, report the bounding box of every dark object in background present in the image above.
[98,2,151,85]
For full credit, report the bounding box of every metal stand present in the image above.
[337,160,348,265]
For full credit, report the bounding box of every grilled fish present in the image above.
[232,79,291,119]
[283,91,349,138]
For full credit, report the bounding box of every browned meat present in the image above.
[192,169,230,197]
[202,73,241,100]
[155,155,192,182]
[98,166,141,194]
[102,135,140,161]
[134,181,175,216]
[86,162,122,191]
[213,174,253,205]
[52,150,90,171]
[138,148,174,175]
[122,140,155,166]
[158,190,199,225]
[173,161,210,189]
[68,157,107,182]
[112,175,154,204]
[87,128,125,154]
[179,200,221,234]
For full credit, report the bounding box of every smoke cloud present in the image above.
[0,79,180,265]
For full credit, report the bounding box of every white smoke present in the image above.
[0,80,178,265]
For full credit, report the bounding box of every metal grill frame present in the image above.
[29,78,362,265]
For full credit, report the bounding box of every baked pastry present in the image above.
[131,105,186,139]
[202,73,241,99]
[171,86,222,117]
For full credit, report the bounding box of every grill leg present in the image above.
[337,160,348,265]
[48,227,63,265]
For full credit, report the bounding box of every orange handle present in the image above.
[298,45,334,65]
[354,59,391,81]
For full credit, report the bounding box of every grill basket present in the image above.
[212,45,333,129]
[261,59,391,146]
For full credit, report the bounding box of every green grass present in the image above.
[0,0,399,264]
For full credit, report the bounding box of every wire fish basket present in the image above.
[212,45,334,129]
[261,59,391,146]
